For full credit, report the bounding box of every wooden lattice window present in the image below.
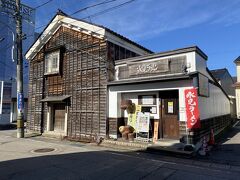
[44,50,60,75]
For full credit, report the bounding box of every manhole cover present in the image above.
[33,148,55,153]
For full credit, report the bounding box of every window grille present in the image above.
[45,50,60,75]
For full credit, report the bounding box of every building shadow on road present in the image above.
[1,146,240,180]
[0,148,181,180]
[195,124,240,166]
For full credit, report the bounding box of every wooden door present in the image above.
[53,104,65,132]
[161,98,179,139]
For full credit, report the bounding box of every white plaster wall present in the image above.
[186,52,196,73]
[236,89,240,118]
[195,53,214,81]
[237,64,240,82]
[108,91,121,118]
[178,88,187,121]
[235,64,240,118]
[198,83,230,120]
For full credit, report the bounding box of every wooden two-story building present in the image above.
[25,11,151,140]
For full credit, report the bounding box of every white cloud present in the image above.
[24,0,240,40]
[82,0,240,41]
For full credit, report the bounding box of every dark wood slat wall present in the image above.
[27,26,140,140]
[27,51,45,132]
[27,26,107,139]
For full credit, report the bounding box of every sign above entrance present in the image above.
[184,88,200,129]
[116,56,187,80]
[128,59,169,76]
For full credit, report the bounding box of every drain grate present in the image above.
[33,148,55,153]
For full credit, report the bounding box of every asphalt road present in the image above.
[0,129,240,180]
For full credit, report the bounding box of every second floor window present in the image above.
[45,50,60,75]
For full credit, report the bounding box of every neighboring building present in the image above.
[232,76,237,84]
[210,68,236,118]
[25,11,151,139]
[108,47,232,144]
[234,57,240,119]
[210,68,235,96]
[25,11,233,146]
[0,0,35,124]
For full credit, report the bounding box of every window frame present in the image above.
[44,49,61,75]
[138,95,156,105]
[138,95,157,114]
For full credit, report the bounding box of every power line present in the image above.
[82,0,137,20]
[35,0,136,30]
[71,0,119,15]
[34,0,54,9]
[34,0,115,30]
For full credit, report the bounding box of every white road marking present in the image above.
[108,151,234,173]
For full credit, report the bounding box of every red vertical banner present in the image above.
[184,88,201,129]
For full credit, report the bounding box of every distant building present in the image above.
[232,76,237,84]
[234,57,240,119]
[210,68,235,97]
[0,0,35,124]
[210,68,236,118]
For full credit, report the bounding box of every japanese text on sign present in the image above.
[17,93,24,113]
[184,88,200,129]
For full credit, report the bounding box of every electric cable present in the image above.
[71,0,118,15]
[35,0,135,30]
[34,0,54,9]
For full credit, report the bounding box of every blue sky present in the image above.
[23,0,240,76]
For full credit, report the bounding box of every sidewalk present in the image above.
[0,129,113,163]
[198,121,240,166]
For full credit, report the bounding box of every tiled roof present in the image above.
[210,68,227,79]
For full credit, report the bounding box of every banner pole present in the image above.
[185,125,189,144]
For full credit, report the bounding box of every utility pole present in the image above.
[16,0,24,138]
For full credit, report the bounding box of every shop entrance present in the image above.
[159,90,179,139]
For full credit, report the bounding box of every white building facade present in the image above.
[108,46,232,145]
